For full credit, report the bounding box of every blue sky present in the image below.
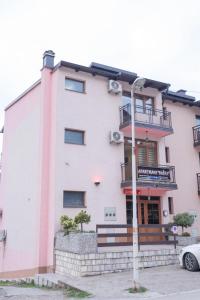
[1,0,200,150]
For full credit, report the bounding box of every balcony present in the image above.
[193,125,200,147]
[197,173,200,195]
[119,104,173,138]
[121,163,177,193]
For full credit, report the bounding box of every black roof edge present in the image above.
[165,90,195,101]
[55,60,132,81]
[144,79,170,92]
[54,60,170,90]
[162,93,200,107]
[90,62,137,77]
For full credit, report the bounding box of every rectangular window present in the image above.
[168,197,174,214]
[65,78,85,93]
[165,147,170,163]
[136,140,157,167]
[196,115,200,126]
[64,129,84,145]
[135,94,154,114]
[63,191,85,208]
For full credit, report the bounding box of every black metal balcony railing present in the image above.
[121,163,176,185]
[119,104,172,129]
[197,173,200,194]
[193,125,200,146]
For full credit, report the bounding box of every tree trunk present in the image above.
[81,223,83,232]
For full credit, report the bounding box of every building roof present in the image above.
[162,90,200,107]
[55,60,170,91]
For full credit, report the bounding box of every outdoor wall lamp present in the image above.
[94,181,100,186]
[163,210,169,217]
[93,176,101,186]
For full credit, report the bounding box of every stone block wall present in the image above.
[55,248,180,277]
[55,232,97,254]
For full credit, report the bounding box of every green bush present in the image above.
[60,215,77,235]
[74,210,91,232]
[173,213,194,235]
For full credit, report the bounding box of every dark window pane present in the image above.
[63,191,85,208]
[65,78,84,93]
[165,147,170,163]
[168,197,174,214]
[148,203,160,224]
[141,203,145,224]
[64,129,84,145]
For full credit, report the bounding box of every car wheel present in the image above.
[184,252,199,272]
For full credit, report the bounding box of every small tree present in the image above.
[60,215,77,235]
[173,213,194,235]
[74,210,91,232]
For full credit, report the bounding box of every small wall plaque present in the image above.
[104,207,116,221]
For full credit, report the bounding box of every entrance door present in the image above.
[126,196,162,242]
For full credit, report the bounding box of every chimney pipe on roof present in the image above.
[177,89,187,95]
[43,50,55,69]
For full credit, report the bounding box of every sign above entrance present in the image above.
[137,166,170,181]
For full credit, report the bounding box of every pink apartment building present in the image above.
[0,50,200,278]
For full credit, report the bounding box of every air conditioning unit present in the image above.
[0,230,7,242]
[110,131,124,144]
[108,80,122,94]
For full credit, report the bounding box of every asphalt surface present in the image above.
[0,265,200,299]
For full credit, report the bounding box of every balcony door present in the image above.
[124,138,158,169]
[136,140,157,167]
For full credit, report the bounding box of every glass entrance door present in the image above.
[126,196,162,241]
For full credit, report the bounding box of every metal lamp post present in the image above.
[131,77,146,289]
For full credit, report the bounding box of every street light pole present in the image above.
[131,77,146,290]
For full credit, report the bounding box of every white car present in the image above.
[179,244,200,271]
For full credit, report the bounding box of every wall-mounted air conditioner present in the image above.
[110,131,124,144]
[108,80,122,94]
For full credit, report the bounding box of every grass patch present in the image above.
[0,280,91,298]
[64,286,91,298]
[128,286,148,293]
[0,281,14,286]
[0,280,35,288]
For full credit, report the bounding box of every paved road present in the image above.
[1,289,200,299]
[0,265,200,299]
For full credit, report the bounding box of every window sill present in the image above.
[65,88,86,94]
[63,206,87,209]
[64,142,86,146]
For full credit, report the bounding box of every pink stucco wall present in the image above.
[163,101,200,235]
[53,68,126,231]
[0,82,42,274]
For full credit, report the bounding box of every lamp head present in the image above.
[132,77,146,91]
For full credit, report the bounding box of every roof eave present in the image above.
[55,60,170,91]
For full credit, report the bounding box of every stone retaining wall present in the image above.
[55,232,97,254]
[55,248,180,277]
[169,235,199,246]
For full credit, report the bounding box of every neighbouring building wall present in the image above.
[164,101,200,235]
[54,68,126,231]
[0,83,42,277]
